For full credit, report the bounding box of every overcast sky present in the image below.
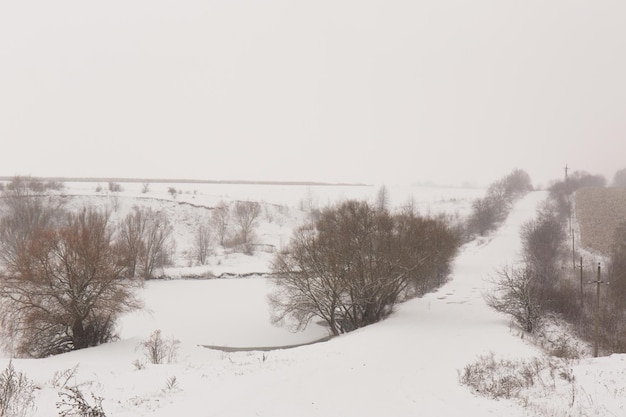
[1,1,624,187]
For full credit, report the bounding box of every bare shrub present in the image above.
[466,195,506,236]
[167,187,177,199]
[193,224,212,265]
[0,361,36,417]
[270,200,460,335]
[141,183,150,194]
[161,376,179,394]
[459,353,574,400]
[57,386,106,417]
[50,365,80,389]
[5,175,61,196]
[139,330,180,364]
[485,264,543,333]
[107,182,122,193]
[466,169,533,238]
[535,321,586,359]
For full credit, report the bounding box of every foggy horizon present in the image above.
[1,1,625,188]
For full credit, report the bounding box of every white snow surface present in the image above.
[118,278,330,348]
[1,186,625,416]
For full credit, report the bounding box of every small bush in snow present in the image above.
[107,182,122,193]
[0,361,37,417]
[161,376,179,394]
[57,386,106,417]
[131,359,146,371]
[459,353,574,400]
[50,365,80,389]
[139,330,180,365]
[485,264,543,333]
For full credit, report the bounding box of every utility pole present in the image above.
[564,164,575,269]
[572,234,576,271]
[564,163,571,236]
[590,262,608,358]
[576,256,584,310]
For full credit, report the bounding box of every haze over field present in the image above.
[1,1,625,186]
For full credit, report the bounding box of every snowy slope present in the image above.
[2,189,625,416]
[130,191,547,417]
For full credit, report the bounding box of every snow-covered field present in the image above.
[1,183,625,416]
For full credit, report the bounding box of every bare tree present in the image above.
[0,208,141,357]
[142,183,150,194]
[211,201,230,246]
[117,207,174,279]
[402,195,417,215]
[270,224,343,335]
[503,169,533,198]
[0,190,64,274]
[466,196,503,236]
[466,169,533,238]
[270,200,460,335]
[232,201,261,247]
[193,224,212,265]
[375,184,390,211]
[485,264,543,333]
[520,202,566,286]
[138,209,174,279]
[299,187,317,213]
[117,207,147,278]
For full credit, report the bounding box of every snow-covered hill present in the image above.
[1,185,625,416]
[55,181,484,275]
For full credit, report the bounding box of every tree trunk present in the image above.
[72,319,88,350]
